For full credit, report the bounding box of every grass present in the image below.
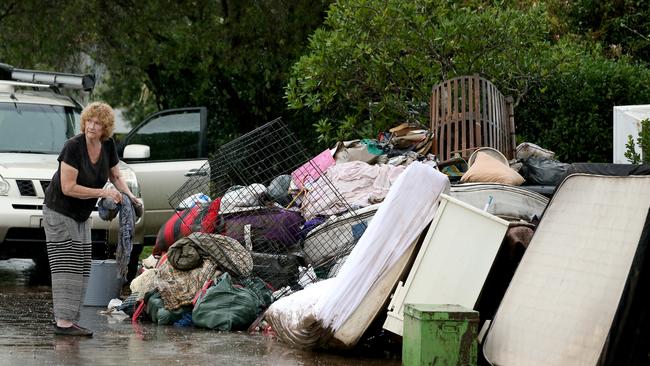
[139,245,153,260]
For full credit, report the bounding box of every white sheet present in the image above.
[317,161,450,331]
[300,161,405,220]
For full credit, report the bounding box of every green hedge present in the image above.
[516,54,650,163]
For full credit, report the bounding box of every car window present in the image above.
[125,110,202,160]
[0,103,79,153]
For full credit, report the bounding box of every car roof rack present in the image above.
[0,62,95,92]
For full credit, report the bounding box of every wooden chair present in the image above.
[430,74,516,162]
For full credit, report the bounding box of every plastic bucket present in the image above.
[83,259,123,307]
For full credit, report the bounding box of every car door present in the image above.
[119,107,209,244]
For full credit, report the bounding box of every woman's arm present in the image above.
[108,164,142,206]
[60,162,122,202]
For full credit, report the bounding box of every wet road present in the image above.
[0,259,401,366]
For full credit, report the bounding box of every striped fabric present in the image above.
[42,205,92,322]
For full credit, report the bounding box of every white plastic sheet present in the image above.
[264,279,335,349]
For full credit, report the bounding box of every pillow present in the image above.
[460,151,524,186]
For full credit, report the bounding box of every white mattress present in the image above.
[449,183,549,221]
[483,174,650,366]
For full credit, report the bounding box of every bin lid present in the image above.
[404,304,479,321]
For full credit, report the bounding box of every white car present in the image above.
[0,65,144,260]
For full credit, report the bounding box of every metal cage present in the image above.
[166,118,368,291]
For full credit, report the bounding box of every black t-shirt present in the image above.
[44,134,119,222]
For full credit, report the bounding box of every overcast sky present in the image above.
[114,108,130,133]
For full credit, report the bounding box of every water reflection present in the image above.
[53,336,81,364]
[0,258,34,286]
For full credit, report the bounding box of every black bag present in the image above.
[251,252,303,290]
[520,157,570,186]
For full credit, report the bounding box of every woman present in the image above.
[43,102,140,336]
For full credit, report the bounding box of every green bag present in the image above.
[145,291,192,325]
[192,272,272,331]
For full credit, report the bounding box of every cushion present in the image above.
[460,151,524,186]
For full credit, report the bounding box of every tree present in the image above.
[286,0,650,162]
[0,1,89,72]
[85,0,329,146]
[285,0,553,146]
[547,0,650,62]
[1,0,329,151]
[515,43,650,162]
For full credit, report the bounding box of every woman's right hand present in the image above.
[102,188,122,204]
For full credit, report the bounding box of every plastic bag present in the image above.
[145,291,192,325]
[520,157,570,186]
[516,142,555,160]
[192,272,272,331]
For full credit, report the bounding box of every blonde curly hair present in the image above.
[80,102,115,141]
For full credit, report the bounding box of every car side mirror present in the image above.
[123,144,151,160]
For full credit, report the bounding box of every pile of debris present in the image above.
[107,118,650,365]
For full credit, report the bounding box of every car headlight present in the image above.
[104,162,141,198]
[0,175,9,196]
[118,162,141,198]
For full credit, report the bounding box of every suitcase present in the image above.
[221,207,304,253]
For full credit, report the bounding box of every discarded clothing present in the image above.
[130,267,158,300]
[153,198,222,256]
[219,184,267,214]
[168,232,254,278]
[300,161,405,220]
[116,194,135,281]
[173,312,194,328]
[291,149,335,189]
[96,194,136,280]
[221,208,304,253]
[154,259,220,311]
[145,291,193,325]
[267,175,292,206]
[299,217,327,239]
[98,196,119,221]
[167,236,206,271]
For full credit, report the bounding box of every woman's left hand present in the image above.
[129,195,142,208]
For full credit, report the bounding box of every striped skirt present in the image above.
[42,205,92,322]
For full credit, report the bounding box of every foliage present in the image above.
[546,0,650,62]
[625,118,650,164]
[625,135,642,164]
[1,0,329,153]
[81,0,329,149]
[287,0,650,161]
[285,0,554,146]
[516,44,650,162]
[4,0,650,162]
[641,119,650,164]
[0,1,89,72]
